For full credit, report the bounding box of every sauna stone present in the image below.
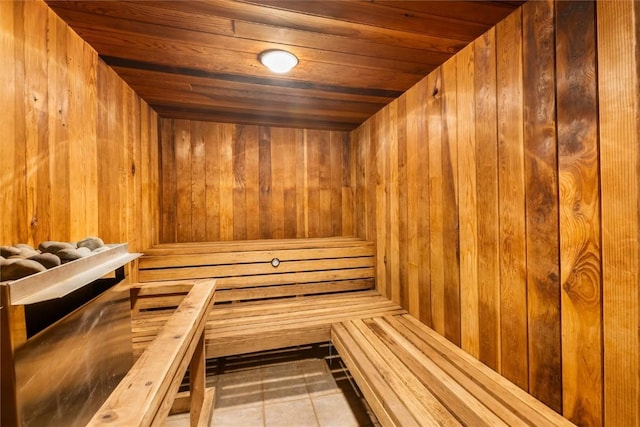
[77,236,104,251]
[14,243,35,251]
[58,247,92,263]
[29,252,61,269]
[1,259,47,281]
[0,245,21,258]
[39,241,76,254]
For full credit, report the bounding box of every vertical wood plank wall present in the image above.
[159,119,354,242]
[351,0,640,425]
[0,0,160,252]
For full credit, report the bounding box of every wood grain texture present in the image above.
[1,0,159,251]
[496,9,528,390]
[556,2,603,425]
[473,27,501,372]
[522,0,562,413]
[351,1,625,422]
[597,2,640,425]
[456,43,479,358]
[159,119,353,242]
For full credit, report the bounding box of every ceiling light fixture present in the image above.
[259,50,298,74]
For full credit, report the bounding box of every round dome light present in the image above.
[259,50,298,74]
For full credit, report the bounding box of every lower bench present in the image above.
[332,315,575,427]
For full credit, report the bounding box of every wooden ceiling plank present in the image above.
[243,0,491,40]
[47,0,236,37]
[145,0,468,53]
[52,5,449,73]
[152,106,360,131]
[111,66,397,105]
[65,21,424,91]
[372,1,523,26]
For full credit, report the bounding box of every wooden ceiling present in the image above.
[46,1,524,131]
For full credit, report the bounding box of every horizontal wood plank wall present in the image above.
[351,0,640,425]
[0,0,160,252]
[159,119,354,242]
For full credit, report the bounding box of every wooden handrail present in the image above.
[88,279,216,427]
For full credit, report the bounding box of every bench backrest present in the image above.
[137,237,375,304]
[88,280,216,427]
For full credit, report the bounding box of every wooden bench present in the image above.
[332,314,575,427]
[133,237,405,358]
[88,280,216,427]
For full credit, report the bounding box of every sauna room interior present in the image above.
[1,1,639,426]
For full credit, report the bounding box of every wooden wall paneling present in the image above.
[282,129,299,239]
[3,1,159,252]
[270,127,286,239]
[174,119,192,242]
[414,78,432,326]
[231,124,248,240]
[244,125,261,240]
[0,1,17,246]
[373,113,389,299]
[441,57,461,346]
[203,121,221,242]
[11,4,28,247]
[49,11,71,242]
[427,68,444,335]
[160,119,177,242]
[522,0,562,412]
[139,104,152,248]
[150,109,160,246]
[473,27,501,372]
[330,131,344,237]
[457,43,479,358]
[305,129,320,239]
[191,120,207,242]
[23,1,49,245]
[597,2,640,425]
[295,128,307,238]
[97,63,115,243]
[318,130,332,237]
[397,96,408,308]
[341,131,354,237]
[66,15,84,241]
[496,9,528,390]
[218,123,234,241]
[126,86,141,251]
[387,100,401,305]
[556,2,603,425]
[398,87,422,318]
[82,39,99,243]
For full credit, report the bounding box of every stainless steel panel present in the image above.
[14,286,132,427]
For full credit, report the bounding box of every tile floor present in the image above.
[165,344,379,427]
[210,359,369,427]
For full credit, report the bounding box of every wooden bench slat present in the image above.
[333,315,575,427]
[139,246,374,269]
[145,237,370,255]
[331,322,421,427]
[393,315,573,426]
[140,257,373,282]
[362,318,510,426]
[214,279,373,302]
[139,264,374,284]
[344,319,463,426]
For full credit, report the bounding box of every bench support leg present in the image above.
[189,334,206,426]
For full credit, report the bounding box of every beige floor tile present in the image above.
[264,398,319,427]
[312,393,361,427]
[262,363,308,403]
[215,369,263,409]
[210,405,264,427]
